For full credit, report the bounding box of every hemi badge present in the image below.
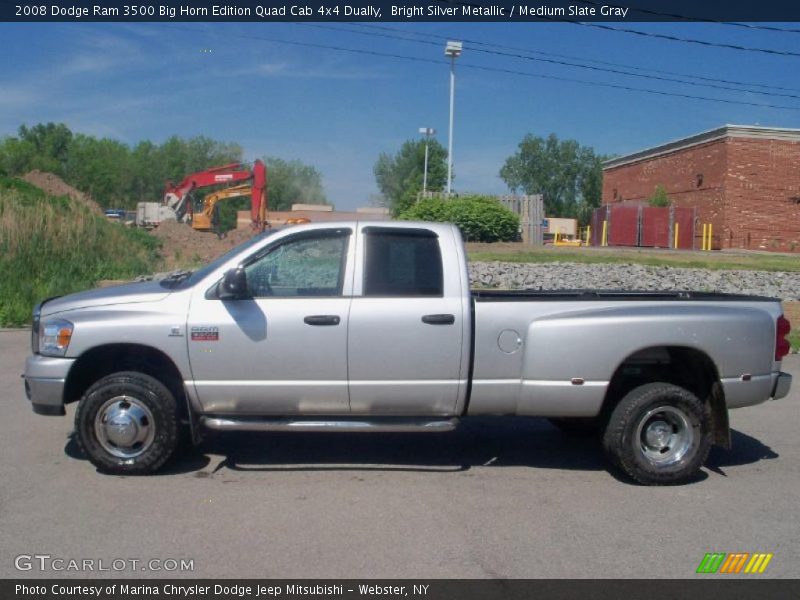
[191,327,219,342]
[169,326,183,337]
[571,378,585,386]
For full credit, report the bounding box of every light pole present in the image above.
[418,127,435,194]
[444,40,462,195]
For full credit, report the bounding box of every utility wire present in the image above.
[343,22,800,94]
[163,24,800,112]
[572,22,800,58]
[302,23,800,101]
[572,0,800,34]
[426,0,800,57]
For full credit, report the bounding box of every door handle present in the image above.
[421,314,455,325]
[304,315,341,326]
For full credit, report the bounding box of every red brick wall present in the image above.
[603,139,726,248]
[603,136,800,252]
[725,138,800,252]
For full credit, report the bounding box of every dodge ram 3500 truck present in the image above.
[24,222,793,484]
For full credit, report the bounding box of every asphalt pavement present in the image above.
[1,330,798,579]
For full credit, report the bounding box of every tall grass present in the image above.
[0,177,162,326]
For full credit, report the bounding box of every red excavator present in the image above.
[162,159,268,230]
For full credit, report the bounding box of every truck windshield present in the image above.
[161,230,276,289]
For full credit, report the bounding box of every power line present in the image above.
[343,22,800,94]
[575,22,800,58]
[573,0,800,33]
[302,23,800,101]
[426,0,800,57]
[161,24,800,111]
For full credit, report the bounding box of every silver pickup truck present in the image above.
[24,221,792,484]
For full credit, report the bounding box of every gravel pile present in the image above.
[469,261,800,301]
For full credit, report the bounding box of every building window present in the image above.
[696,173,704,188]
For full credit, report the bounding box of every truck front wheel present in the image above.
[602,382,711,485]
[74,371,179,475]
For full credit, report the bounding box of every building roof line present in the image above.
[603,124,800,170]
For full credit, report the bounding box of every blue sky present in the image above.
[2,21,800,210]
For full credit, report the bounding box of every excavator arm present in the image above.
[189,159,269,233]
[163,162,255,221]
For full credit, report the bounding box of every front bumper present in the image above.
[772,371,792,401]
[23,354,76,416]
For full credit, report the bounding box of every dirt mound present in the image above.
[152,219,256,269]
[22,170,102,215]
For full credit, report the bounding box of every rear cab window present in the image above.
[363,227,443,297]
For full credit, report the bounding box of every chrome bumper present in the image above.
[772,372,792,401]
[24,354,75,416]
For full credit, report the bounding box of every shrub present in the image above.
[399,195,520,243]
[648,185,670,207]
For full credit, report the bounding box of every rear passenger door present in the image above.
[347,226,465,415]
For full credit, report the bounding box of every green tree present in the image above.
[500,133,605,223]
[65,134,133,206]
[374,138,448,215]
[0,122,73,176]
[18,122,73,174]
[648,184,671,207]
[265,157,327,211]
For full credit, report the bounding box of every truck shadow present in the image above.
[64,418,778,480]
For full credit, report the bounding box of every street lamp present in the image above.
[418,127,436,194]
[444,40,462,195]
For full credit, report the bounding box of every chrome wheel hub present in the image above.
[635,405,694,467]
[94,396,155,459]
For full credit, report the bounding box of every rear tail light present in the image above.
[775,315,791,361]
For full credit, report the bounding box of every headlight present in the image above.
[39,319,74,357]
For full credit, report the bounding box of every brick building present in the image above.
[602,125,800,252]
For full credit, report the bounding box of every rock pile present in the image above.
[469,261,800,301]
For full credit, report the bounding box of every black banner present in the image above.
[4,0,800,22]
[4,580,800,600]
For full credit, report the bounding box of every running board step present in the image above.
[201,416,459,433]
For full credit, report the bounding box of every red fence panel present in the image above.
[640,207,670,248]
[673,207,695,250]
[608,205,639,246]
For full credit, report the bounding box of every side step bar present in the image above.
[201,416,459,433]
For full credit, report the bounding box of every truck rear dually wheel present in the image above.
[602,382,711,485]
[75,371,179,475]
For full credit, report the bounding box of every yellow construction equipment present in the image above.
[191,184,254,233]
[553,230,583,247]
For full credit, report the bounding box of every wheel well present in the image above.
[64,344,187,417]
[601,346,728,446]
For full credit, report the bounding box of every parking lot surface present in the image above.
[1,330,798,578]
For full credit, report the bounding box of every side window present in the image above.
[363,230,443,296]
[245,232,349,297]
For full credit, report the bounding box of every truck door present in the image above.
[187,228,353,415]
[347,226,465,415]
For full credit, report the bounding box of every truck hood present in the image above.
[41,281,172,316]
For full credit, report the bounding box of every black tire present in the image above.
[74,371,179,475]
[548,417,601,437]
[602,382,711,485]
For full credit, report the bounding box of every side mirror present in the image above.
[218,267,249,300]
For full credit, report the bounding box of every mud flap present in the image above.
[710,382,731,449]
